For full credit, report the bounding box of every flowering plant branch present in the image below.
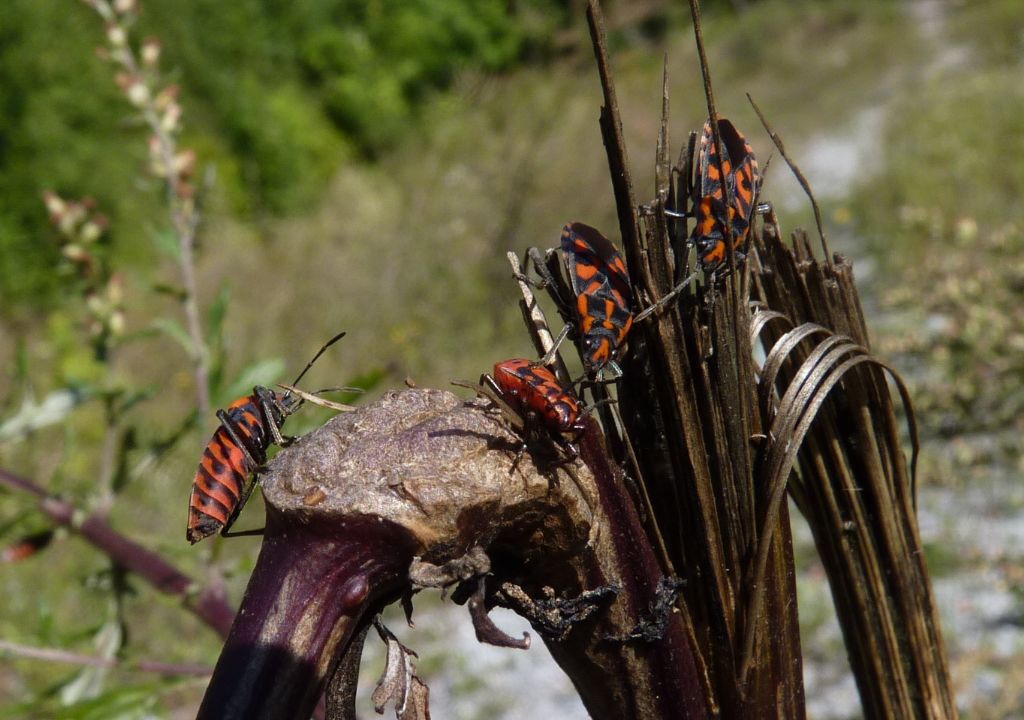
[83,0,210,418]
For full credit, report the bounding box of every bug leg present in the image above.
[514,246,556,292]
[662,207,690,219]
[508,443,530,474]
[256,396,289,447]
[525,245,576,320]
[215,409,263,468]
[633,267,703,323]
[538,323,573,367]
[219,472,265,537]
[451,377,530,471]
[220,525,265,538]
[521,246,557,286]
[452,377,527,437]
[580,397,617,421]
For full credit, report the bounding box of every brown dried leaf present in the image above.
[371,620,429,719]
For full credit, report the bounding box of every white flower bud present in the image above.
[80,221,102,244]
[107,275,124,305]
[160,103,181,134]
[173,149,196,178]
[109,311,126,337]
[154,84,180,110]
[43,191,66,218]
[63,244,88,262]
[106,23,127,47]
[126,80,150,107]
[141,37,160,66]
[58,204,85,236]
[86,293,106,316]
[147,135,166,176]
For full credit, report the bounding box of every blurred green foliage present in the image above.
[847,0,1024,454]
[0,0,569,309]
[851,70,1024,259]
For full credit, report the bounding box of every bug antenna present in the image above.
[307,386,365,395]
[290,331,347,387]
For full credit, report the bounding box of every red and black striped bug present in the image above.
[691,116,761,270]
[556,222,634,378]
[518,223,634,377]
[490,358,585,448]
[186,331,347,544]
[457,358,586,464]
[637,117,763,321]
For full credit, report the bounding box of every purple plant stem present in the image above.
[196,510,418,720]
[0,467,235,636]
[544,421,706,719]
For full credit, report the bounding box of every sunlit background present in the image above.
[1,0,1022,717]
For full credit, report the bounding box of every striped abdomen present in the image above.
[493,359,583,438]
[560,222,634,374]
[186,394,276,544]
[694,118,760,270]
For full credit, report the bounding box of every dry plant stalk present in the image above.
[749,221,956,717]
[585,0,953,715]
[587,1,803,714]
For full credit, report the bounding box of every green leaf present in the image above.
[114,327,161,346]
[114,388,156,416]
[0,388,87,445]
[149,318,194,357]
[14,339,29,386]
[206,285,230,345]
[216,358,286,406]
[58,619,123,706]
[206,286,231,396]
[110,427,138,495]
[149,228,181,260]
[60,686,160,720]
[1,684,163,720]
[150,282,187,301]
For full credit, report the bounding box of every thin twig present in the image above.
[0,639,211,677]
[0,467,236,637]
[688,0,754,512]
[747,93,833,265]
[507,251,571,385]
[687,0,736,272]
[585,0,641,271]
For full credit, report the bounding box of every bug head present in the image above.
[249,385,296,422]
[278,330,347,407]
[278,390,304,416]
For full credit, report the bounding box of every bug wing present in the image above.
[562,222,633,307]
